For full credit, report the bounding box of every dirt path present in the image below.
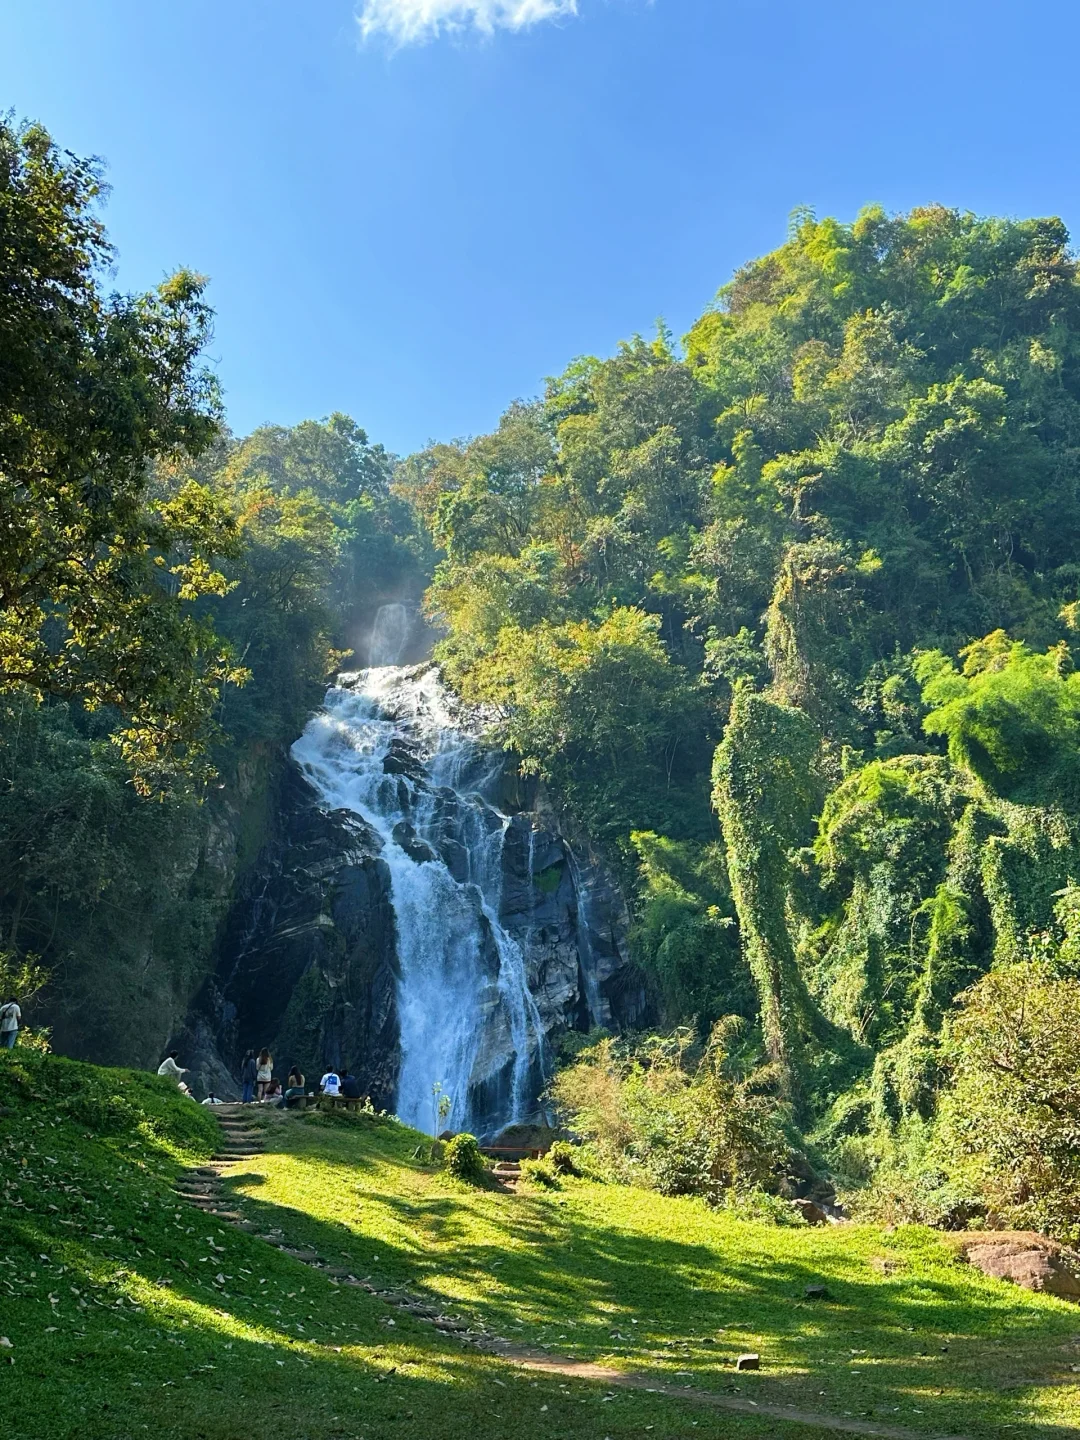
[176,1110,971,1440]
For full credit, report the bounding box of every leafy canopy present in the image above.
[0,117,244,793]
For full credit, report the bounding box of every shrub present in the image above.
[547,1140,582,1176]
[519,1156,558,1188]
[548,1017,791,1205]
[936,961,1080,1241]
[443,1132,485,1182]
[727,1187,808,1226]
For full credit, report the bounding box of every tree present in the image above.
[939,962,1080,1241]
[916,631,1080,806]
[0,117,244,793]
[712,690,854,1092]
[462,606,713,851]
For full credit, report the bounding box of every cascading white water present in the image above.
[290,636,545,1136]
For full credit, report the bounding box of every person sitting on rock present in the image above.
[157,1051,187,1085]
[279,1066,306,1109]
[340,1067,362,1101]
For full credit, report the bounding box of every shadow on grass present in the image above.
[3,1182,813,1440]
[216,1110,1080,1440]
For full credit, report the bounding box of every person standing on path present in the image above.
[0,998,21,1049]
[256,1048,273,1102]
[240,1050,257,1105]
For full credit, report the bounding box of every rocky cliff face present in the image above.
[179,671,643,1128]
[178,765,400,1105]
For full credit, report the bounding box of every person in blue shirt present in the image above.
[341,1067,362,1101]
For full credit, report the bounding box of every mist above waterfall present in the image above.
[368,602,410,666]
[291,654,546,1136]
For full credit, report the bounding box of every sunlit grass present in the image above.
[225,1107,1080,1438]
[0,1052,833,1440]
[5,1052,1080,1438]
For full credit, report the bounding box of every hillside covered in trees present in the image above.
[5,115,1080,1237]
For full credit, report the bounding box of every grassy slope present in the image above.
[1,1053,1077,1440]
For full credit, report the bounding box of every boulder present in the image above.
[792,1198,829,1225]
[392,821,437,865]
[962,1238,1080,1300]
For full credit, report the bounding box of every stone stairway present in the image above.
[491,1160,521,1189]
[173,1104,264,1223]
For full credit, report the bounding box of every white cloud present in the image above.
[357,0,579,45]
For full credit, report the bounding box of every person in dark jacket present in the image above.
[340,1067,362,1101]
[240,1050,258,1105]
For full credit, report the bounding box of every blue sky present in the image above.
[2,0,1077,455]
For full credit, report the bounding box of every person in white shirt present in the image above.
[157,1051,187,1084]
[320,1068,341,1097]
[0,999,21,1050]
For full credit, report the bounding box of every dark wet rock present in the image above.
[178,765,399,1108]
[383,739,426,782]
[392,821,437,865]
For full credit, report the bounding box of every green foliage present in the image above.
[0,693,232,1062]
[0,116,428,1058]
[443,1131,485,1183]
[0,117,245,795]
[918,632,1080,806]
[456,606,714,853]
[547,1139,583,1176]
[518,1155,559,1187]
[938,962,1080,1241]
[713,691,852,1090]
[807,755,975,1048]
[630,830,752,1025]
[549,1020,791,1204]
[401,205,1080,1208]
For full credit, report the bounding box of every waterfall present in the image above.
[368,602,409,666]
[290,660,546,1137]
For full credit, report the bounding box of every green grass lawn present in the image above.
[2,1051,1079,1439]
